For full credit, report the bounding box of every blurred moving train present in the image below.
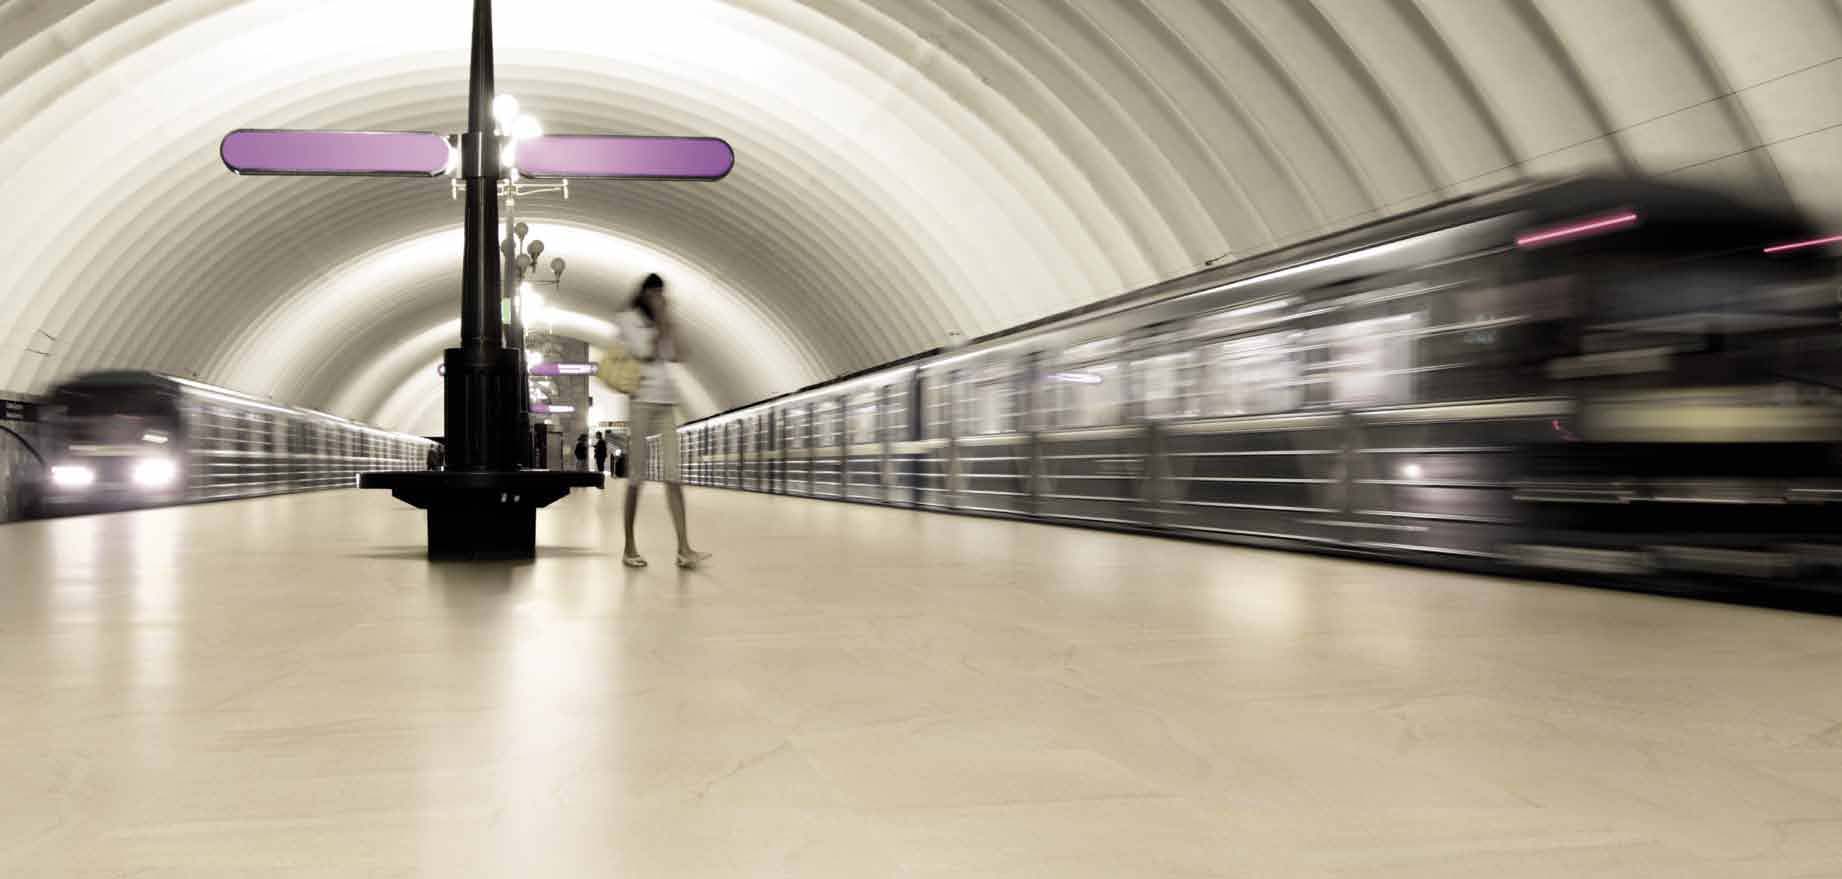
[0,395,45,522]
[674,176,1842,602]
[32,371,432,515]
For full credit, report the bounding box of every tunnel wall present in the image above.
[2,1,1840,435]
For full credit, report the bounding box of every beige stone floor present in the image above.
[2,486,1841,878]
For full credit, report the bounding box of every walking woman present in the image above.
[614,273,711,569]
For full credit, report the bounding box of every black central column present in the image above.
[445,0,512,472]
[359,0,602,560]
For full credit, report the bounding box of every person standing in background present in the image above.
[614,273,711,569]
[594,431,609,474]
[573,434,589,472]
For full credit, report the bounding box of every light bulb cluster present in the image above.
[493,94,544,171]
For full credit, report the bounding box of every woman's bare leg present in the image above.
[623,482,643,558]
[666,483,710,567]
[665,483,692,554]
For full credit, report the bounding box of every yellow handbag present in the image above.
[598,343,645,396]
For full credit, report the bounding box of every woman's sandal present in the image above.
[676,550,712,569]
[623,553,648,568]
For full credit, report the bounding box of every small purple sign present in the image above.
[530,362,597,377]
[221,130,452,177]
[516,135,733,180]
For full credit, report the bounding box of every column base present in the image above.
[358,469,603,561]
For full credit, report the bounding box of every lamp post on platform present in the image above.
[505,222,566,466]
[478,95,578,470]
[217,0,734,560]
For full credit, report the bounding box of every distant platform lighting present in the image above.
[1051,371,1104,384]
[532,403,576,415]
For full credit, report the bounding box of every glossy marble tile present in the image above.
[1,487,1840,877]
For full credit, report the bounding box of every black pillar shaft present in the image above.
[445,0,509,471]
[460,0,500,353]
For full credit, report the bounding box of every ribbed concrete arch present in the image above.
[2,0,1839,429]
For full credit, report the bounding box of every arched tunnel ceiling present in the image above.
[2,0,1840,432]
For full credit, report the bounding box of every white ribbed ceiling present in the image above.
[2,0,1839,433]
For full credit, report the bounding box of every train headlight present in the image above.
[132,457,179,489]
[51,465,96,489]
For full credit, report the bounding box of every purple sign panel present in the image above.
[440,362,596,377]
[516,135,733,180]
[221,130,452,177]
[530,362,597,377]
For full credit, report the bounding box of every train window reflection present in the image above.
[1135,351,1198,419]
[814,399,839,448]
[786,407,807,450]
[1323,313,1421,405]
[922,373,951,440]
[1209,333,1304,415]
[1047,361,1124,428]
[883,383,910,439]
[958,363,1021,436]
[848,391,877,443]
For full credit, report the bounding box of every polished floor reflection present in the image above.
[2,487,1841,877]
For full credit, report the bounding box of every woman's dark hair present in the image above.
[633,273,665,324]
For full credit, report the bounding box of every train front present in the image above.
[43,374,186,512]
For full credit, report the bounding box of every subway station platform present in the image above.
[3,488,1842,878]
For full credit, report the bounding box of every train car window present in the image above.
[1209,332,1306,415]
[882,383,910,440]
[957,361,1021,436]
[1046,363,1124,428]
[1134,351,1199,419]
[848,390,878,444]
[1047,339,1125,428]
[813,399,839,448]
[53,387,176,420]
[1322,312,1422,406]
[786,406,807,450]
[1411,279,1568,401]
[921,372,951,440]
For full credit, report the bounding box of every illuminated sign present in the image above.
[220,130,452,177]
[531,362,597,376]
[516,135,733,180]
